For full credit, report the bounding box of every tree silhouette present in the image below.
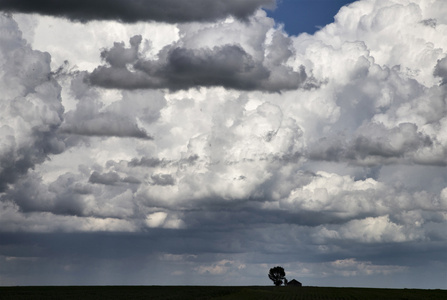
[268,266,286,286]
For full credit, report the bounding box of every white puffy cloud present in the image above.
[14,13,180,71]
[315,215,421,244]
[282,171,385,216]
[145,211,185,229]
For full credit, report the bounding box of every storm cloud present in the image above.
[2,0,447,289]
[89,36,307,92]
[0,0,275,23]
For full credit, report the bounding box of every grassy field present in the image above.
[1,285,446,300]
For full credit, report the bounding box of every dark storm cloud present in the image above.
[0,129,64,192]
[89,36,307,92]
[5,172,86,216]
[1,218,445,285]
[0,0,275,23]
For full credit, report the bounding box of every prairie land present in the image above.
[1,285,446,300]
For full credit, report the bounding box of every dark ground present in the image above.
[1,285,446,300]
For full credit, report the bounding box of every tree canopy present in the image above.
[268,266,286,286]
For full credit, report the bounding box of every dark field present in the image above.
[1,286,446,300]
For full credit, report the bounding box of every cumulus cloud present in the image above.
[0,0,275,23]
[315,215,420,244]
[0,14,64,192]
[2,0,447,288]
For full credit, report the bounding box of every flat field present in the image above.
[1,285,446,300]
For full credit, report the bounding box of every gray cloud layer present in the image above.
[0,0,275,23]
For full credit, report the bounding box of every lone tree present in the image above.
[268,266,286,286]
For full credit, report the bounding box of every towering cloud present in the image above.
[1,0,447,288]
[0,14,64,191]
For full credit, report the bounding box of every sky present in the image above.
[266,0,356,35]
[0,0,447,289]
